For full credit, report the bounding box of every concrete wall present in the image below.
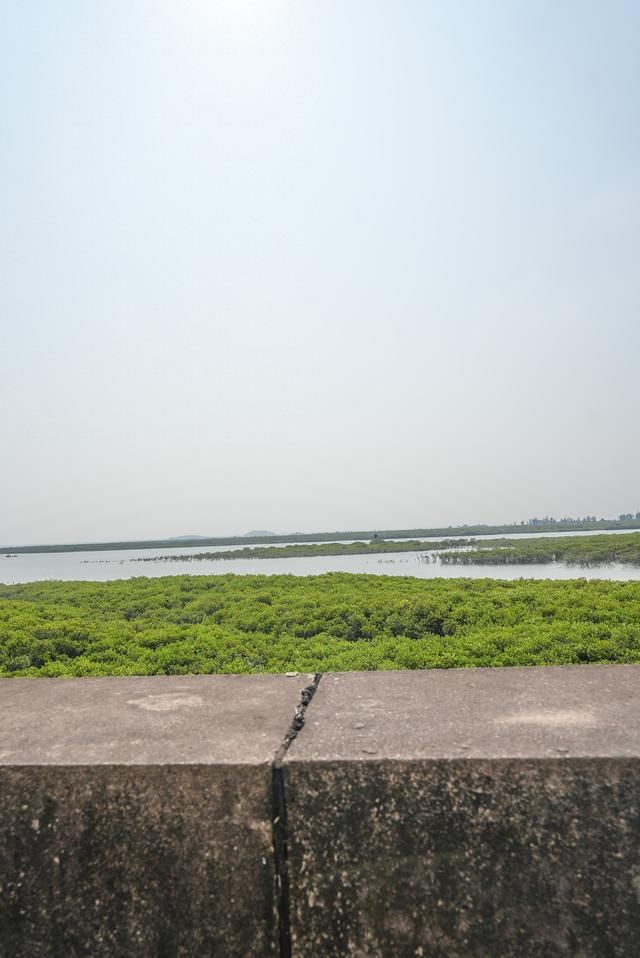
[0,674,309,958]
[2,665,640,957]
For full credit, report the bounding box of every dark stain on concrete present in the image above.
[0,765,276,957]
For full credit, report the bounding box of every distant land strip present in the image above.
[133,531,640,567]
[132,539,470,562]
[3,519,640,556]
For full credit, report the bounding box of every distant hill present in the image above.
[244,530,276,537]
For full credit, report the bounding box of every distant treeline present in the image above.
[3,516,640,555]
[438,533,640,567]
[1,574,640,676]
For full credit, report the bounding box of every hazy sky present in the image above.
[2,1,639,544]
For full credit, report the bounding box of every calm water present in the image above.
[2,530,640,584]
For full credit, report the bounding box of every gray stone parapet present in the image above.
[1,665,640,956]
[0,674,313,957]
[284,666,640,957]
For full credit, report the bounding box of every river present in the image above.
[2,528,640,584]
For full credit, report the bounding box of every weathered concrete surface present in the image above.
[0,674,310,958]
[4,666,640,956]
[1,674,306,765]
[293,665,640,760]
[284,666,640,957]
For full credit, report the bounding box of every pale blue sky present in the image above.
[2,1,639,544]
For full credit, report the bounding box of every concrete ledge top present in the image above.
[0,674,311,766]
[3,665,640,768]
[286,665,640,762]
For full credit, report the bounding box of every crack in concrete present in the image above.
[272,673,322,958]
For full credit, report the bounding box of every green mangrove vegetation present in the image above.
[132,539,469,563]
[438,532,640,567]
[1,574,640,677]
